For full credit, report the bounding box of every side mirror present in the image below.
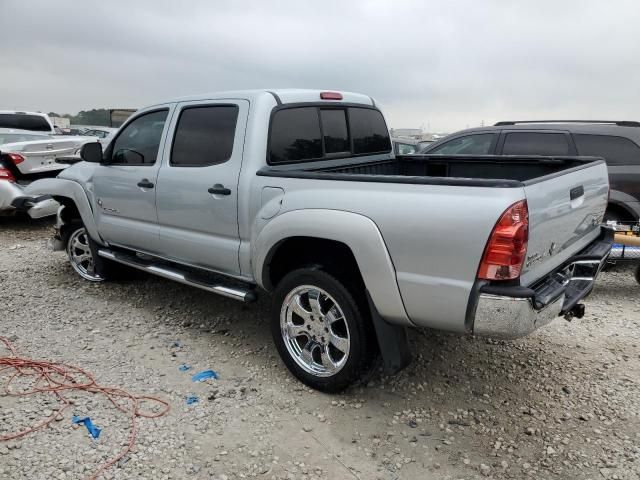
[80,142,103,163]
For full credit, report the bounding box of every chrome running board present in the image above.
[98,249,257,303]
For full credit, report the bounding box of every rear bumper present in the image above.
[3,183,58,218]
[472,227,613,339]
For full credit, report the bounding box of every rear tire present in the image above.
[271,268,377,392]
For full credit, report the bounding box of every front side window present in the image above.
[428,133,496,155]
[269,108,322,163]
[574,134,640,166]
[110,110,168,165]
[502,132,570,156]
[171,105,239,166]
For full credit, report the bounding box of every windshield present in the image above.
[0,132,51,144]
[0,114,52,132]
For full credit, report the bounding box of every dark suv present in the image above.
[419,120,640,222]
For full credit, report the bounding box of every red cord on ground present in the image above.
[0,336,170,479]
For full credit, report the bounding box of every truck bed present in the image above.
[258,154,603,187]
[256,153,609,330]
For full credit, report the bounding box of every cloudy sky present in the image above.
[1,0,639,132]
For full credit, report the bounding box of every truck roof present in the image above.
[149,89,377,108]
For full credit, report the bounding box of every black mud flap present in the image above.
[366,291,412,375]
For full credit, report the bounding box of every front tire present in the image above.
[63,222,118,282]
[271,268,376,392]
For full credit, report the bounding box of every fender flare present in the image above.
[22,178,103,244]
[608,189,640,220]
[252,209,411,326]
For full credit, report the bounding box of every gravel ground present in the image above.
[1,216,639,480]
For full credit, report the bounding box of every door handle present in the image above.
[208,185,231,196]
[570,185,584,200]
[137,179,154,189]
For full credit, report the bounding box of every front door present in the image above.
[93,108,172,253]
[155,99,249,275]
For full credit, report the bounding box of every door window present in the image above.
[110,110,168,165]
[171,105,239,166]
[428,133,496,155]
[573,134,640,166]
[502,132,570,156]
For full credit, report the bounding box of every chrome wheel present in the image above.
[280,285,350,377]
[66,227,103,282]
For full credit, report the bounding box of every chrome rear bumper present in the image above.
[472,227,613,339]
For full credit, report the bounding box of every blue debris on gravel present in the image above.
[72,416,102,439]
[185,395,199,405]
[191,369,219,382]
[178,364,191,372]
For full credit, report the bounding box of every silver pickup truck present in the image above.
[19,89,613,391]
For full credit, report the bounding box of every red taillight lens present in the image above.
[0,167,15,182]
[478,200,529,280]
[7,153,25,165]
[320,91,343,100]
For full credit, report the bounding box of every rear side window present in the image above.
[269,106,390,164]
[502,132,570,156]
[349,108,391,154]
[427,133,496,155]
[574,134,640,166]
[269,108,322,163]
[171,105,239,166]
[0,113,51,132]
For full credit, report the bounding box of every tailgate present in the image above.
[520,159,609,286]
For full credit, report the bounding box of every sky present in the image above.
[1,0,639,132]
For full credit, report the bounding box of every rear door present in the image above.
[496,130,608,286]
[155,99,249,275]
[573,133,640,213]
[93,107,172,253]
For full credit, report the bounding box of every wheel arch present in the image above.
[607,190,640,222]
[22,178,103,244]
[253,209,411,326]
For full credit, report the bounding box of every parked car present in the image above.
[419,120,640,222]
[392,137,420,155]
[0,110,55,134]
[82,127,116,139]
[19,90,612,391]
[0,128,95,217]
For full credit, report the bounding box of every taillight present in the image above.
[0,167,15,182]
[478,200,529,280]
[7,153,25,165]
[320,91,343,100]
